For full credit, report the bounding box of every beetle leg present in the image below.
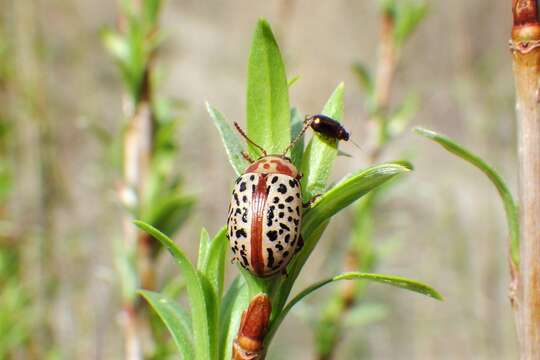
[303,194,321,208]
[241,151,255,163]
[295,235,304,254]
[280,267,289,277]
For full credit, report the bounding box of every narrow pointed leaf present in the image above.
[140,290,194,360]
[207,102,248,176]
[146,195,195,238]
[414,127,519,264]
[246,19,290,157]
[301,83,344,200]
[134,221,211,360]
[352,62,373,96]
[203,227,228,298]
[303,162,412,238]
[267,272,441,345]
[219,277,249,360]
[197,228,211,271]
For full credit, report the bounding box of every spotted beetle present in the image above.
[226,122,311,277]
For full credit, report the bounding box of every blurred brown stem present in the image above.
[511,0,540,357]
[118,12,156,360]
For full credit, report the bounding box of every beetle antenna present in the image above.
[282,116,314,156]
[234,122,267,157]
[350,138,363,151]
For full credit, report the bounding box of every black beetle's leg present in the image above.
[295,235,304,254]
[303,194,322,208]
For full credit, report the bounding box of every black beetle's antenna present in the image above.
[281,116,314,156]
[234,122,267,157]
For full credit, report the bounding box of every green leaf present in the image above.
[219,277,248,360]
[203,227,228,298]
[301,83,345,200]
[394,1,428,47]
[145,195,195,238]
[303,162,411,238]
[197,228,211,272]
[246,19,291,157]
[102,30,130,66]
[134,221,211,360]
[207,102,248,176]
[352,62,373,96]
[140,290,194,360]
[288,75,300,88]
[414,127,519,264]
[268,272,441,346]
[290,108,305,169]
[142,0,162,25]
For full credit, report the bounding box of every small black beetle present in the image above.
[305,114,350,141]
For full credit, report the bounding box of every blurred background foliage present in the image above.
[0,0,516,359]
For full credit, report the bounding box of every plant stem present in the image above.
[510,0,540,356]
[118,10,156,360]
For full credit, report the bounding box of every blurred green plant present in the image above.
[102,0,194,357]
[136,18,441,359]
[313,1,427,358]
[0,121,33,358]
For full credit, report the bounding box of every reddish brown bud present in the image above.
[513,0,538,26]
[232,294,272,360]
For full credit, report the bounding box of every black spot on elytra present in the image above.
[242,195,247,203]
[252,184,256,192]
[267,230,278,242]
[267,206,275,226]
[233,193,240,206]
[279,223,290,231]
[241,255,249,266]
[250,175,255,181]
[287,206,293,213]
[239,182,247,192]
[284,234,291,243]
[289,179,297,187]
[283,251,290,257]
[273,197,280,204]
[277,184,287,194]
[242,208,248,223]
[293,219,299,225]
[295,206,300,215]
[267,249,275,268]
[266,186,271,194]
[279,229,283,235]
[271,176,279,184]
[279,212,284,218]
[235,177,242,184]
[278,204,285,209]
[235,229,247,238]
[276,243,284,251]
[285,196,294,202]
[288,216,293,222]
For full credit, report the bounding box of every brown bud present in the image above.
[232,294,272,360]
